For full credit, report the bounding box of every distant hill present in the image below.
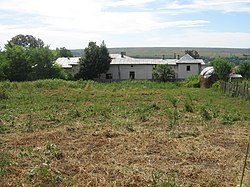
[71,47,250,59]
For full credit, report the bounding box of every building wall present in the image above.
[177,63,201,79]
[101,64,154,80]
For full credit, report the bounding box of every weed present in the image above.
[29,163,64,185]
[44,143,63,160]
[200,106,212,120]
[146,172,182,187]
[125,120,135,132]
[68,109,81,118]
[184,101,194,113]
[221,113,240,125]
[239,134,250,187]
[0,125,10,134]
[0,152,11,177]
[0,90,8,100]
[20,146,34,157]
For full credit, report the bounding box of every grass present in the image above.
[0,79,250,186]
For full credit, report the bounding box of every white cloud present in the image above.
[0,0,249,49]
[162,0,250,13]
[0,0,211,48]
[107,0,157,7]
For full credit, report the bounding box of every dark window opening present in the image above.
[106,73,112,79]
[129,71,135,79]
[131,65,133,67]
[186,66,191,71]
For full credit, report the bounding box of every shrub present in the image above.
[182,75,200,88]
[43,143,63,160]
[0,90,8,100]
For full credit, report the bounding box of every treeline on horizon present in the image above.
[72,47,250,64]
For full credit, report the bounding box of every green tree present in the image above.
[237,61,250,80]
[56,47,73,57]
[78,41,111,80]
[212,58,232,81]
[0,51,9,80]
[7,34,44,48]
[5,45,31,81]
[153,64,175,82]
[185,50,200,59]
[29,47,57,80]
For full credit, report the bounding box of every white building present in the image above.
[55,53,205,80]
[55,57,80,74]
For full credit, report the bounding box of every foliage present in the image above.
[56,47,73,57]
[146,172,182,187]
[0,51,9,80]
[78,41,111,80]
[185,49,200,59]
[182,75,200,88]
[7,34,44,48]
[153,64,175,82]
[29,47,57,80]
[0,152,11,177]
[1,35,67,81]
[43,143,63,160]
[237,61,250,80]
[5,45,31,81]
[211,58,232,81]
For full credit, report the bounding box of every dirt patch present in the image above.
[1,124,250,186]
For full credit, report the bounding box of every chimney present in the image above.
[162,55,165,60]
[121,52,126,58]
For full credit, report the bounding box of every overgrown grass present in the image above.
[0,79,249,186]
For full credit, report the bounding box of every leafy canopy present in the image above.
[211,58,232,81]
[56,47,73,57]
[78,41,111,80]
[2,34,66,81]
[237,61,250,80]
[153,64,175,82]
[7,34,44,48]
[185,50,200,59]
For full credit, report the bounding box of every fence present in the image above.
[221,81,250,100]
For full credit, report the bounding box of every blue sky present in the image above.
[0,0,250,49]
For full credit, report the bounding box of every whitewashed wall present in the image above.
[101,64,154,80]
[177,64,201,79]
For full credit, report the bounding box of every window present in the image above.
[129,71,135,79]
[186,66,191,71]
[131,65,134,67]
[106,73,112,79]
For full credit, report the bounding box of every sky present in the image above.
[0,0,250,49]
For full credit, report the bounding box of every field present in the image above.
[71,47,250,58]
[0,80,250,186]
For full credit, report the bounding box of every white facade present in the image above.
[177,63,201,79]
[55,53,205,80]
[101,64,153,80]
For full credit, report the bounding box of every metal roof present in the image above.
[176,54,205,64]
[110,53,204,65]
[200,66,215,79]
[55,54,205,68]
[55,57,80,68]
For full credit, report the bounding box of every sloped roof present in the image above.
[55,57,80,68]
[176,54,205,64]
[55,54,205,68]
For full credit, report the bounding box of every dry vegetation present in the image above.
[0,80,250,186]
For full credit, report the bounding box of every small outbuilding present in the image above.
[199,66,218,88]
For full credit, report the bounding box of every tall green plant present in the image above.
[153,64,175,82]
[211,58,232,81]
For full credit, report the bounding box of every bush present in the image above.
[182,75,200,88]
